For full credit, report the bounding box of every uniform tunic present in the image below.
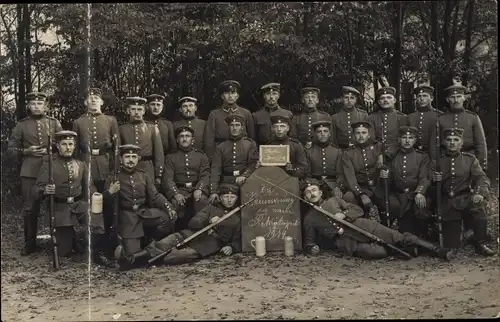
[147,117,176,155]
[209,137,259,194]
[268,137,309,178]
[289,109,332,146]
[252,106,293,145]
[204,105,255,159]
[119,121,164,180]
[407,106,443,154]
[72,112,120,182]
[368,109,409,155]
[173,117,206,151]
[331,107,369,149]
[305,142,344,191]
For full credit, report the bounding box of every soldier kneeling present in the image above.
[301,179,452,260]
[116,183,242,270]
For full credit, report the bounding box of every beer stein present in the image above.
[284,236,294,257]
[91,192,103,214]
[251,236,266,257]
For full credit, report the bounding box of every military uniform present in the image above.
[163,126,210,230]
[103,145,175,256]
[173,96,205,151]
[7,92,63,253]
[204,81,255,159]
[145,94,177,155]
[331,86,369,149]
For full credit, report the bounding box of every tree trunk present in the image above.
[143,42,152,95]
[462,0,474,86]
[391,1,403,110]
[430,1,442,109]
[23,4,32,95]
[16,4,26,120]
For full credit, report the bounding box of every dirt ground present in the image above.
[1,198,499,321]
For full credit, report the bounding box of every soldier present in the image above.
[341,121,383,212]
[252,82,293,146]
[368,87,409,156]
[35,131,112,266]
[377,126,432,238]
[305,120,344,198]
[204,80,255,159]
[117,183,242,270]
[145,94,176,155]
[331,86,369,149]
[407,85,443,155]
[103,144,177,258]
[163,126,210,230]
[430,128,494,256]
[429,84,487,170]
[173,96,205,151]
[302,179,452,260]
[289,86,332,149]
[7,92,62,255]
[209,114,259,203]
[119,97,164,184]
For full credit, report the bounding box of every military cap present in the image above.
[444,84,466,96]
[351,121,372,130]
[119,144,141,155]
[398,125,419,137]
[300,87,320,96]
[219,80,241,93]
[125,96,147,106]
[260,82,280,93]
[443,127,464,139]
[270,109,292,125]
[218,183,239,195]
[146,94,165,103]
[225,113,245,125]
[178,96,198,104]
[413,85,434,96]
[55,130,77,141]
[301,178,323,193]
[376,86,396,98]
[342,86,361,96]
[27,92,48,101]
[87,88,102,98]
[312,120,332,131]
[174,125,195,137]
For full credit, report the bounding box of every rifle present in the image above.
[111,134,121,242]
[434,120,444,247]
[147,196,256,267]
[47,133,61,270]
[381,127,391,227]
[253,174,413,259]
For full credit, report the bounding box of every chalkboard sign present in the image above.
[240,166,302,252]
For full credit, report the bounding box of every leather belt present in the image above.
[120,203,144,211]
[54,195,83,204]
[176,182,197,188]
[141,156,154,161]
[215,138,225,143]
[446,190,468,198]
[89,148,109,156]
[223,170,242,176]
[313,175,333,180]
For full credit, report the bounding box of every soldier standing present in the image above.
[252,82,293,146]
[331,86,369,149]
[7,92,62,255]
[145,94,176,155]
[407,85,443,155]
[368,87,409,156]
[163,126,210,230]
[173,96,205,151]
[289,86,332,149]
[430,128,494,256]
[305,120,344,198]
[209,114,259,203]
[119,97,164,184]
[204,80,255,159]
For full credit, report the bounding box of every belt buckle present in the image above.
[305,142,312,149]
[348,143,354,147]
[233,170,240,176]
[91,149,99,156]
[132,204,139,211]
[368,180,374,186]
[417,145,423,150]
[321,176,327,180]
[448,191,455,198]
[404,188,410,193]
[185,182,193,188]
[67,197,74,204]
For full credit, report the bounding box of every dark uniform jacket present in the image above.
[36,155,94,227]
[163,147,210,200]
[332,107,369,149]
[204,105,255,159]
[268,137,309,178]
[429,109,487,170]
[368,109,409,155]
[7,115,62,178]
[430,151,490,221]
[252,106,293,146]
[119,121,164,180]
[72,112,120,181]
[210,136,259,194]
[147,116,176,155]
[289,109,332,145]
[305,142,344,190]
[173,117,206,151]
[407,106,443,154]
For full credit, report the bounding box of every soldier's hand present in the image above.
[155,177,162,185]
[415,193,426,208]
[210,216,220,224]
[108,181,120,195]
[208,193,219,204]
[380,169,389,179]
[220,246,233,256]
[360,194,372,207]
[44,184,56,195]
[193,189,203,201]
[333,212,346,220]
[25,145,43,156]
[235,176,246,186]
[309,244,320,256]
[285,162,293,171]
[432,172,442,182]
[472,194,484,204]
[333,187,343,199]
[168,209,178,222]
[255,161,262,168]
[173,193,186,206]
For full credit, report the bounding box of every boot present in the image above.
[21,215,37,256]
[118,249,149,271]
[462,229,474,245]
[474,243,495,257]
[91,233,116,268]
[411,236,453,261]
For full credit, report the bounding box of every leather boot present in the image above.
[21,214,37,256]
[475,243,495,257]
[91,233,116,268]
[118,249,149,271]
[411,236,453,261]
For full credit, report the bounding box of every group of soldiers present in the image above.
[7,79,495,271]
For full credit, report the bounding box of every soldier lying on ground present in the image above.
[116,183,242,271]
[301,179,453,261]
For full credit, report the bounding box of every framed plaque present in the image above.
[259,145,290,166]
